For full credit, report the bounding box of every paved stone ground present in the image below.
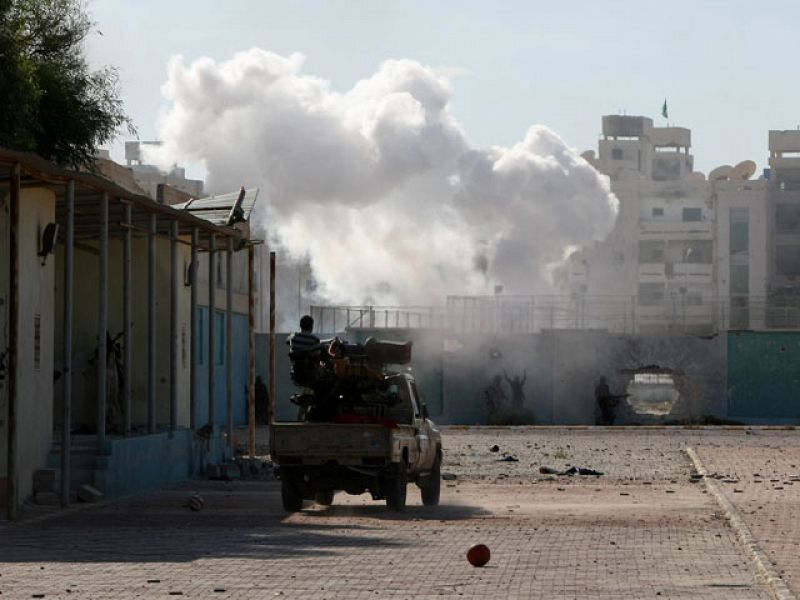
[696,442,800,596]
[3,428,797,599]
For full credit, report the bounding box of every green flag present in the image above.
[661,98,668,119]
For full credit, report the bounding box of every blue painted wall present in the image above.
[95,428,227,497]
[728,331,800,421]
[194,307,250,426]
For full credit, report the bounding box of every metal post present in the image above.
[6,164,19,519]
[123,204,132,437]
[226,237,234,451]
[147,213,156,433]
[190,227,198,429]
[60,179,74,508]
[208,234,216,427]
[169,220,178,432]
[268,252,276,425]
[247,244,256,458]
[97,193,108,452]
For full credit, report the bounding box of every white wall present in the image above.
[0,187,56,507]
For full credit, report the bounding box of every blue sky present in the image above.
[86,0,800,175]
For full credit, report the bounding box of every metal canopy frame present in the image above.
[0,149,243,249]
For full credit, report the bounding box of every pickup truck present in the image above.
[271,371,442,512]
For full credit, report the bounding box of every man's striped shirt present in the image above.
[288,331,320,353]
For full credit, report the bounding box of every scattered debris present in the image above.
[489,445,500,453]
[184,493,205,512]
[498,455,518,462]
[77,484,103,503]
[442,472,457,481]
[539,466,603,476]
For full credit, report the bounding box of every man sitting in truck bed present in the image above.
[288,315,321,388]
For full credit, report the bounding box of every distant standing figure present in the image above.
[485,374,508,418]
[595,376,615,425]
[254,375,269,425]
[504,369,527,410]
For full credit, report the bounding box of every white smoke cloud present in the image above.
[152,48,617,306]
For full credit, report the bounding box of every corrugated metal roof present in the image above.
[0,146,244,245]
[174,187,259,227]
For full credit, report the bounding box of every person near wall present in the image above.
[595,376,616,426]
[254,375,269,425]
[504,369,527,410]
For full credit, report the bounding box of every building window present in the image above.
[639,241,665,263]
[776,246,800,277]
[731,264,749,294]
[775,204,800,233]
[612,148,624,160]
[652,207,664,217]
[686,293,703,306]
[730,223,748,254]
[682,208,702,222]
[730,296,749,329]
[33,314,41,371]
[638,283,665,306]
[730,207,749,255]
[666,240,712,264]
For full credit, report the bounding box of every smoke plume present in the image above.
[152,48,617,305]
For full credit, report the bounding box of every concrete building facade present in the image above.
[572,115,775,334]
[0,148,257,520]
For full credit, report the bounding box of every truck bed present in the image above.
[271,422,414,466]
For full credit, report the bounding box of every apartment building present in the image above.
[573,115,770,333]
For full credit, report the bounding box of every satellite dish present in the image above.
[708,165,733,181]
[729,160,756,180]
[688,172,706,181]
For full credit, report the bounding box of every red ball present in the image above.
[466,544,491,567]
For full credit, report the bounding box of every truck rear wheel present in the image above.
[385,463,407,512]
[315,490,335,506]
[420,453,441,507]
[281,478,303,512]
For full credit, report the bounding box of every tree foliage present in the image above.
[0,0,133,168]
